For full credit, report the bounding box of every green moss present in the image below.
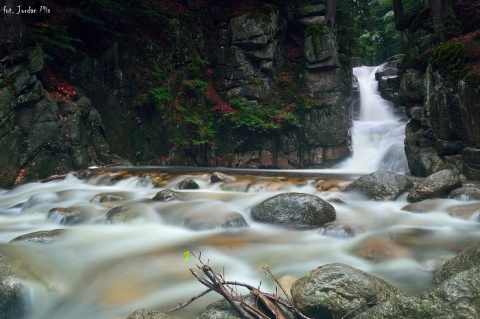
[429,42,473,83]
[305,24,325,60]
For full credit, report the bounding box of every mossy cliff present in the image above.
[396,0,480,179]
[0,0,353,187]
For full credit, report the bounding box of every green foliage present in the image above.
[183,79,208,92]
[182,104,216,147]
[149,86,171,102]
[247,76,263,85]
[36,24,83,55]
[221,99,300,133]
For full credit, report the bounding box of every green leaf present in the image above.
[183,250,190,261]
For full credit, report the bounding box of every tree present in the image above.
[326,0,336,28]
[392,0,405,30]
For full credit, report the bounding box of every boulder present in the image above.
[47,207,88,225]
[433,240,480,284]
[345,171,414,201]
[175,178,200,190]
[354,266,480,319]
[10,229,65,244]
[210,172,235,183]
[251,193,335,229]
[407,169,462,202]
[105,204,157,224]
[183,210,248,230]
[90,192,127,203]
[291,263,406,319]
[152,189,177,202]
[126,309,172,319]
[449,186,480,201]
[0,253,27,319]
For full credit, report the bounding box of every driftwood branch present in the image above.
[166,250,312,319]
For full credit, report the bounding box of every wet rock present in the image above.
[319,222,359,238]
[210,172,235,183]
[449,186,480,201]
[175,178,200,190]
[10,229,65,244]
[126,309,172,319]
[446,202,480,220]
[433,241,480,284]
[47,207,88,225]
[355,267,480,319]
[401,198,452,214]
[345,171,414,201]
[20,192,60,212]
[291,263,406,319]
[152,189,177,202]
[90,192,126,203]
[200,294,295,319]
[106,204,157,224]
[251,193,336,229]
[407,169,462,202]
[0,253,27,319]
[183,210,248,230]
[352,238,413,262]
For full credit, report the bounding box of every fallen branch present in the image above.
[166,250,312,319]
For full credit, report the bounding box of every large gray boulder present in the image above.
[345,171,414,201]
[354,266,480,319]
[291,263,406,319]
[407,169,462,202]
[433,240,480,284]
[251,193,335,229]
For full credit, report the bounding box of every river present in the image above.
[0,66,479,319]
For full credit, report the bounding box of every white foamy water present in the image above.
[338,65,409,173]
[1,173,480,319]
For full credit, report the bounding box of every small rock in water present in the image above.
[210,172,235,183]
[47,207,87,225]
[20,192,60,212]
[319,222,359,238]
[447,202,480,220]
[352,237,413,262]
[152,189,177,202]
[175,178,200,190]
[183,211,248,230]
[448,186,480,201]
[10,229,65,244]
[90,192,126,203]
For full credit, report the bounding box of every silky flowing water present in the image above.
[0,66,479,319]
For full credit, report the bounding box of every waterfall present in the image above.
[339,65,409,173]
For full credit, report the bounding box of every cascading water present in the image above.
[338,65,409,173]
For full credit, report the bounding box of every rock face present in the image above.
[396,2,480,178]
[345,171,414,201]
[0,1,353,186]
[407,169,462,202]
[290,263,406,319]
[0,45,111,188]
[251,192,336,229]
[64,2,352,170]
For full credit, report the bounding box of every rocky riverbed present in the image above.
[1,167,480,319]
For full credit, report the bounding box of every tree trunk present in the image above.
[429,0,446,32]
[0,0,23,58]
[326,0,336,28]
[392,0,405,30]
